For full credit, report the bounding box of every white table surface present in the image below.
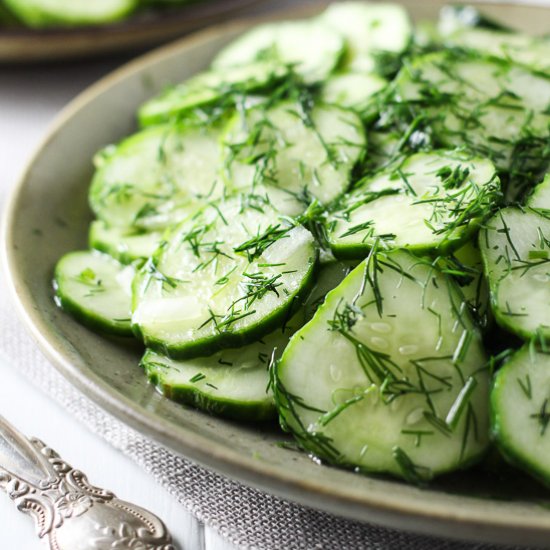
[0,56,234,550]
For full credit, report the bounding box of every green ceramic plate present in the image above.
[4,2,550,546]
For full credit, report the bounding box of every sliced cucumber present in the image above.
[138,61,288,127]
[89,220,162,264]
[141,313,304,422]
[320,2,412,73]
[3,0,137,27]
[89,123,224,230]
[364,130,403,173]
[492,345,550,486]
[397,52,550,112]
[438,241,491,330]
[326,150,500,258]
[441,26,550,74]
[394,52,550,172]
[321,73,387,113]
[132,194,317,358]
[223,100,365,210]
[54,250,134,336]
[303,260,353,321]
[212,20,345,84]
[413,21,441,50]
[480,207,550,340]
[438,5,511,34]
[527,174,550,210]
[274,249,490,480]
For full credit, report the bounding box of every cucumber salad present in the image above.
[54,2,550,486]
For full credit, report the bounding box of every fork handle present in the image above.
[0,415,175,549]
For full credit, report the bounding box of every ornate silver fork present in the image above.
[0,414,175,549]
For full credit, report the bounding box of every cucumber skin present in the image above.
[138,65,288,128]
[139,94,220,129]
[326,150,500,260]
[144,362,276,422]
[53,279,133,338]
[486,293,546,342]
[0,3,20,25]
[273,251,490,480]
[138,86,218,128]
[274,346,488,482]
[527,173,550,210]
[479,217,550,342]
[131,250,318,360]
[490,350,550,488]
[89,239,144,266]
[329,220,484,261]
[88,221,159,265]
[478,234,526,340]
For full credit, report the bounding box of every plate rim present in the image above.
[3,6,550,546]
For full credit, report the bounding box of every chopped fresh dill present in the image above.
[531,398,550,437]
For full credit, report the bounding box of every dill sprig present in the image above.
[143,260,188,292]
[531,398,550,436]
[393,446,433,484]
[233,224,290,262]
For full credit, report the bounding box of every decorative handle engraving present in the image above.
[0,416,175,550]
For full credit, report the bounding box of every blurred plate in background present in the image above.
[0,0,264,63]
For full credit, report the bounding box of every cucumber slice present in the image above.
[212,20,345,84]
[492,345,550,486]
[320,2,412,73]
[394,52,550,172]
[480,207,550,340]
[141,313,304,422]
[89,220,162,264]
[413,21,441,50]
[54,251,133,336]
[321,73,387,113]
[132,195,317,358]
[326,150,500,258]
[89,123,224,230]
[364,130,403,173]
[438,241,491,330]
[3,0,137,27]
[438,5,511,33]
[274,249,490,480]
[397,52,550,113]
[504,125,550,204]
[303,260,353,321]
[138,61,288,127]
[527,174,550,210]
[224,100,365,211]
[441,27,550,74]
